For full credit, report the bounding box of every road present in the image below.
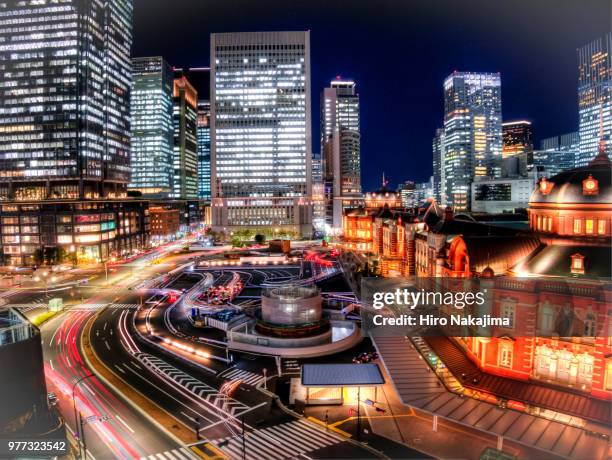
[88,261,382,459]
[2,243,199,460]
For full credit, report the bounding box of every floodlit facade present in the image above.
[577,32,611,167]
[172,76,199,200]
[210,31,312,236]
[197,101,212,200]
[442,72,502,211]
[129,57,174,197]
[321,79,362,230]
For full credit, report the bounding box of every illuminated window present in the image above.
[571,253,585,275]
[606,360,612,391]
[499,343,513,368]
[585,219,594,234]
[573,219,582,234]
[598,219,606,235]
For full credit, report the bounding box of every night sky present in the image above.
[133,0,611,191]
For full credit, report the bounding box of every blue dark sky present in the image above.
[133,0,611,191]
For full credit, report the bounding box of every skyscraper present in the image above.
[0,0,149,266]
[197,101,212,200]
[172,76,199,200]
[577,32,611,166]
[129,57,174,198]
[321,79,362,230]
[502,120,533,176]
[0,0,133,200]
[442,72,502,211]
[210,31,312,236]
[535,131,580,176]
[432,128,444,203]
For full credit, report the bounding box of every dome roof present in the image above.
[529,153,612,205]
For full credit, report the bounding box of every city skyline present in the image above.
[132,0,610,190]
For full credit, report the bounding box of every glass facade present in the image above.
[210,31,312,234]
[577,32,611,167]
[537,131,580,176]
[0,0,133,200]
[197,101,211,200]
[442,72,502,211]
[129,57,174,197]
[172,76,199,200]
[321,79,361,230]
[432,128,444,203]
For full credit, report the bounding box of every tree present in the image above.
[230,237,244,248]
[33,249,44,266]
[254,234,266,244]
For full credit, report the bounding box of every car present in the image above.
[47,392,58,406]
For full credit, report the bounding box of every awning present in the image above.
[301,363,384,387]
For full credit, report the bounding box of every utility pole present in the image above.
[356,386,361,441]
[78,412,87,459]
[241,416,246,460]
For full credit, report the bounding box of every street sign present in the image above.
[85,415,97,423]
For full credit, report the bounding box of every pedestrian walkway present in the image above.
[371,335,609,460]
[139,446,197,460]
[220,366,264,386]
[425,335,611,425]
[213,419,342,460]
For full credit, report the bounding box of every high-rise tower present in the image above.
[577,33,611,166]
[210,31,312,236]
[129,57,174,197]
[442,72,502,211]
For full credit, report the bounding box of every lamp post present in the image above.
[72,374,95,459]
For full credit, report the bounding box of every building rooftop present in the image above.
[301,363,384,387]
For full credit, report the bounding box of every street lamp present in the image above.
[72,374,95,459]
[41,271,49,296]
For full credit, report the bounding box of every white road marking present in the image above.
[115,414,135,433]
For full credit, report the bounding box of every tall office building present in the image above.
[197,101,211,200]
[129,57,174,197]
[210,31,312,236]
[432,128,444,203]
[0,0,149,266]
[321,79,362,230]
[442,72,502,211]
[535,131,580,176]
[311,154,326,232]
[398,181,416,207]
[502,120,533,176]
[577,33,611,166]
[172,76,199,200]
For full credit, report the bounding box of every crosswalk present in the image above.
[213,419,342,460]
[71,303,139,311]
[2,303,47,313]
[139,447,197,460]
[137,353,250,416]
[220,367,264,386]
